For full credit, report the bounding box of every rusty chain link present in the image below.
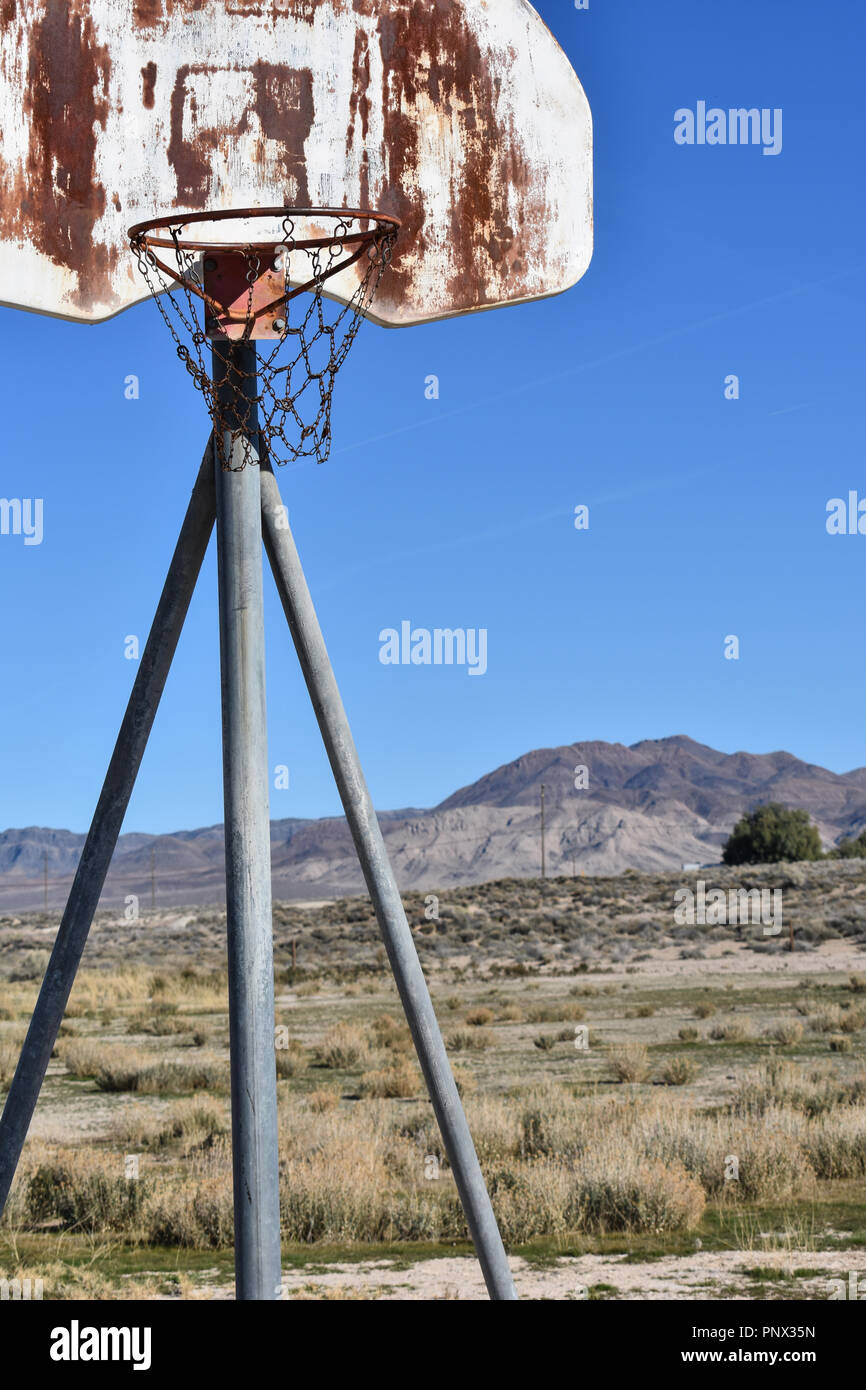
[132,214,396,471]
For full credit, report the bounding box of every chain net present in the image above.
[132,213,396,470]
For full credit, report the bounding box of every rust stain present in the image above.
[377,0,521,312]
[251,62,314,205]
[132,0,164,25]
[168,65,211,203]
[169,62,314,206]
[226,0,317,16]
[134,0,207,23]
[12,0,116,308]
[141,61,157,109]
[347,29,371,212]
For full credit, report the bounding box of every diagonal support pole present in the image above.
[260,461,518,1301]
[0,445,216,1216]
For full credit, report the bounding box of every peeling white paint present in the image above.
[0,0,592,327]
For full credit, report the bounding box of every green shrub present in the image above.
[834,831,866,859]
[722,803,823,866]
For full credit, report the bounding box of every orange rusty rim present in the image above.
[128,205,401,326]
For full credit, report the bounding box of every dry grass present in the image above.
[609,1043,650,1083]
[662,1057,698,1086]
[315,1023,369,1070]
[275,1039,309,1079]
[3,866,866,1294]
[7,1063,865,1253]
[359,1058,420,1098]
[709,1019,752,1043]
[0,1039,20,1086]
[766,1020,804,1047]
[465,1007,495,1027]
[54,1039,227,1095]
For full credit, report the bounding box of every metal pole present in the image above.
[260,463,517,1301]
[0,445,216,1216]
[212,344,281,1302]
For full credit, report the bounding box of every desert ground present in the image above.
[1,860,865,1300]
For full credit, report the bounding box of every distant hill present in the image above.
[1,736,864,910]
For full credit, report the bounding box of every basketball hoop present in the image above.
[129,207,400,470]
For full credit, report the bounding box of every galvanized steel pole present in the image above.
[213,345,282,1301]
[259,463,517,1301]
[0,446,216,1217]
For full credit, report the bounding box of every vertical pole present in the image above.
[260,466,517,1301]
[212,342,281,1302]
[150,846,156,911]
[540,784,546,879]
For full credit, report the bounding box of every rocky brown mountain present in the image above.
[2,736,864,910]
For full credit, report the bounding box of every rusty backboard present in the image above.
[0,0,592,329]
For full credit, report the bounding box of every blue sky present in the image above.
[1,0,864,835]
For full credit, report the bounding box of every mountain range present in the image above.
[2,735,865,911]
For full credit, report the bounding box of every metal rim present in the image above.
[128,205,401,324]
[128,205,403,255]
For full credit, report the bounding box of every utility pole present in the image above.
[43,852,48,912]
[540,784,546,880]
[150,846,156,911]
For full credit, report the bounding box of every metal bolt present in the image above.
[272,256,285,273]
[272,318,286,333]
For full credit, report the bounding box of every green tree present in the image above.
[833,829,866,859]
[722,803,823,866]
